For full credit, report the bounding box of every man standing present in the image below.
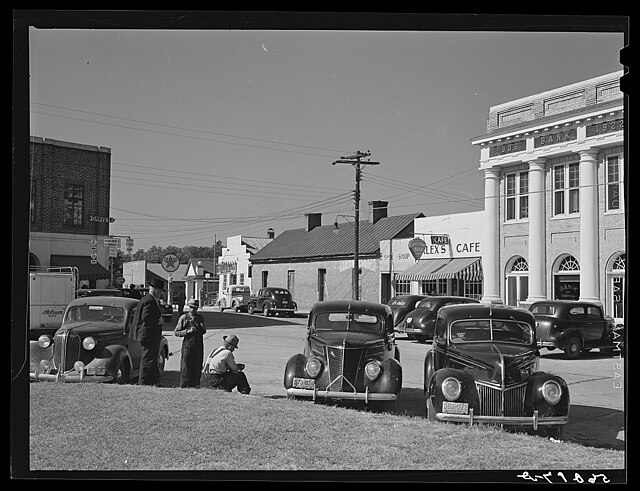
[174,298,206,388]
[176,286,186,315]
[131,278,165,386]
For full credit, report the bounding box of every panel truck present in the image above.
[29,267,78,377]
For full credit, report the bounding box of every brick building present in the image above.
[471,71,626,323]
[29,137,112,287]
[249,202,423,311]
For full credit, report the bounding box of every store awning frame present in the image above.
[396,257,482,282]
[50,255,110,281]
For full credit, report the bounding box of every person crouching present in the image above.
[201,334,251,394]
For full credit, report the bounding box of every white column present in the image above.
[526,158,547,303]
[578,149,601,303]
[481,168,502,304]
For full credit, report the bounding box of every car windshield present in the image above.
[530,304,557,315]
[231,287,250,294]
[449,319,534,345]
[314,312,385,335]
[64,305,125,324]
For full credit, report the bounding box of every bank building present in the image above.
[471,70,626,324]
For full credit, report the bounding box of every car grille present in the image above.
[477,382,526,420]
[53,330,81,372]
[326,346,364,392]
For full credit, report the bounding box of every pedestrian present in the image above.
[174,298,206,388]
[176,286,186,315]
[130,278,165,386]
[128,283,142,300]
[201,334,251,394]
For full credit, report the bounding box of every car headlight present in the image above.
[541,380,562,405]
[73,361,85,373]
[37,335,52,349]
[82,336,97,350]
[441,377,462,401]
[364,361,382,381]
[406,317,413,324]
[305,358,323,378]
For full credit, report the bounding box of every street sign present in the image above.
[109,247,118,257]
[104,238,121,248]
[161,253,180,272]
[115,276,125,285]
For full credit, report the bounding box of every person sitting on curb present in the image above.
[201,334,251,394]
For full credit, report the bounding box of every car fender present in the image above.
[85,344,133,375]
[556,328,583,349]
[365,357,402,395]
[428,368,480,414]
[524,372,570,417]
[423,350,435,395]
[283,353,307,388]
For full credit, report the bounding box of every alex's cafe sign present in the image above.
[380,212,484,272]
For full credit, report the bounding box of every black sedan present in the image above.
[284,300,402,413]
[404,296,479,343]
[424,303,569,438]
[30,296,170,383]
[387,295,427,332]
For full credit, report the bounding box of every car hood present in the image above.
[449,343,537,386]
[58,320,125,336]
[309,331,384,349]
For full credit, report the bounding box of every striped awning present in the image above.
[396,257,482,282]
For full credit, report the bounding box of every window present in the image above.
[553,163,579,216]
[464,280,483,300]
[64,184,84,226]
[606,155,621,211]
[394,278,410,295]
[505,171,528,221]
[261,270,268,288]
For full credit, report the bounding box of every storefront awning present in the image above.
[50,255,110,281]
[396,257,482,282]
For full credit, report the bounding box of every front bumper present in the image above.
[435,408,568,430]
[30,368,114,383]
[287,387,397,402]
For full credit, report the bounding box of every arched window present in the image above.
[554,255,579,300]
[559,255,580,272]
[506,256,529,306]
[511,257,529,272]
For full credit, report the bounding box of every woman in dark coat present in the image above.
[173,298,206,388]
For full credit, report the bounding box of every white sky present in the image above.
[27,16,626,252]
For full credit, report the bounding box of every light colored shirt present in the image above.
[204,346,239,374]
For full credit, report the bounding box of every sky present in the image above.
[26,14,626,252]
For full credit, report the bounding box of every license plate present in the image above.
[442,401,469,414]
[293,378,315,389]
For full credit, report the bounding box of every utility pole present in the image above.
[332,150,380,300]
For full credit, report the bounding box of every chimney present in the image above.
[305,213,322,232]
[369,200,388,224]
[267,228,275,239]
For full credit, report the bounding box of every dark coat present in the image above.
[131,293,163,342]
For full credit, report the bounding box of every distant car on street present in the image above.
[30,296,170,383]
[76,288,124,298]
[387,295,427,335]
[218,284,252,312]
[403,296,480,343]
[248,287,297,317]
[529,300,616,359]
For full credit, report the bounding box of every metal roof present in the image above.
[251,213,423,262]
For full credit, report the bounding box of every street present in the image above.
[162,309,625,451]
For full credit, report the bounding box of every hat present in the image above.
[148,278,165,289]
[188,298,200,308]
[223,334,240,349]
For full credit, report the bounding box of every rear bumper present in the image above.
[436,409,568,429]
[287,387,396,402]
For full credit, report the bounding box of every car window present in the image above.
[416,299,436,310]
[569,306,586,317]
[389,297,409,306]
[531,304,556,315]
[314,312,384,334]
[64,305,125,324]
[450,319,533,344]
[586,306,602,318]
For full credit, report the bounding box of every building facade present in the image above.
[29,137,112,288]
[471,71,626,323]
[217,232,273,296]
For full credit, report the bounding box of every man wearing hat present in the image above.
[173,298,206,388]
[131,278,165,386]
[201,334,251,394]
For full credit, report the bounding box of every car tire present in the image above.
[564,336,582,360]
[264,304,272,317]
[113,358,130,385]
[248,305,255,315]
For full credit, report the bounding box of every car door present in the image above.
[256,289,266,311]
[125,307,142,371]
[567,305,588,343]
[585,306,608,345]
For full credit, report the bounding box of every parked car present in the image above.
[248,287,297,317]
[403,296,480,343]
[30,296,171,383]
[387,295,427,335]
[529,300,616,359]
[218,284,252,312]
[423,303,569,438]
[135,288,174,323]
[76,288,124,298]
[284,300,402,412]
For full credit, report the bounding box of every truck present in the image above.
[217,284,252,312]
[29,267,78,329]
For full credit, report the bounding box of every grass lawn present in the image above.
[26,383,625,478]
